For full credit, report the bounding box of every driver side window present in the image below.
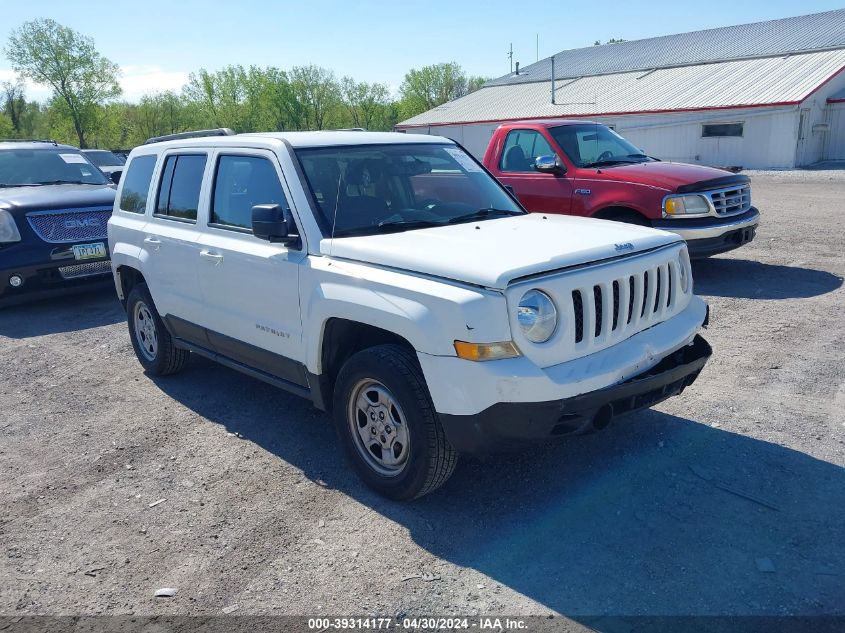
[500,130,554,173]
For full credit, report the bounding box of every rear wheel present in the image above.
[126,283,189,376]
[332,344,457,500]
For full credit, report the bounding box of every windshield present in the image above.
[295,143,524,237]
[0,148,109,186]
[84,150,125,167]
[548,124,652,168]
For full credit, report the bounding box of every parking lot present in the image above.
[1,171,843,625]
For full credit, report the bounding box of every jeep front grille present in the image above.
[58,260,112,280]
[508,244,692,368]
[569,258,682,351]
[26,207,112,243]
[705,185,751,217]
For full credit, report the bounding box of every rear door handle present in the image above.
[200,250,224,264]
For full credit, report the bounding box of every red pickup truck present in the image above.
[481,121,760,257]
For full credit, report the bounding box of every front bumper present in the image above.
[439,335,711,453]
[653,208,759,258]
[0,247,112,305]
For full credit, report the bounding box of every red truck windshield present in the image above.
[548,124,652,168]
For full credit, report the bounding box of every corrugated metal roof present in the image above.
[487,9,845,87]
[399,49,845,127]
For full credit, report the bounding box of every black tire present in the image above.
[126,283,189,376]
[332,344,457,500]
[596,208,650,227]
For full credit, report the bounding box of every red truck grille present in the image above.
[707,185,751,216]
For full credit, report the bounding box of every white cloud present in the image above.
[0,65,190,103]
[119,65,190,101]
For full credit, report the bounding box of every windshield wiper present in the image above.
[31,180,98,186]
[582,159,638,168]
[333,219,445,238]
[447,208,523,224]
[627,153,660,162]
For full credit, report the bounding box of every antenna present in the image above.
[508,43,513,73]
[551,55,556,105]
[328,168,343,260]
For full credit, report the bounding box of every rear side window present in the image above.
[211,155,288,231]
[155,154,207,221]
[499,129,554,172]
[119,155,157,214]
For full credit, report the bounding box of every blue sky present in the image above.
[1,0,842,101]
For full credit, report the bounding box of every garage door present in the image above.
[825,102,845,160]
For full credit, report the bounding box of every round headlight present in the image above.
[678,250,690,293]
[517,290,557,343]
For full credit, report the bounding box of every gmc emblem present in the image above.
[64,218,99,229]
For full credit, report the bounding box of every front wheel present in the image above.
[332,344,457,500]
[126,283,189,376]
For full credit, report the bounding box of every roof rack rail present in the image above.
[332,128,367,132]
[0,138,58,145]
[144,128,236,145]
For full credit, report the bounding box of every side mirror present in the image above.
[109,171,122,185]
[534,154,566,174]
[252,204,299,246]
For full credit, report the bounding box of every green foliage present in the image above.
[398,62,489,120]
[0,112,14,137]
[340,77,395,130]
[4,19,488,150]
[593,38,627,45]
[5,18,121,147]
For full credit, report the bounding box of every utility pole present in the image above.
[508,42,513,73]
[536,34,539,62]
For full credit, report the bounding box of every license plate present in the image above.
[72,242,107,260]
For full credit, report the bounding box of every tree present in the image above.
[289,65,341,130]
[340,77,394,130]
[5,18,122,148]
[594,38,627,45]
[398,62,488,120]
[0,112,13,138]
[1,80,27,135]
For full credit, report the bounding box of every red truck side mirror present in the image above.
[534,154,566,175]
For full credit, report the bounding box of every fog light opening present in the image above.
[8,274,23,288]
[592,404,614,431]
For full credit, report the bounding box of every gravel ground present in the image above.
[1,172,843,628]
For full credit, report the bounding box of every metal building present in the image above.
[396,10,845,169]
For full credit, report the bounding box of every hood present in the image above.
[0,183,116,213]
[592,161,735,192]
[322,214,681,289]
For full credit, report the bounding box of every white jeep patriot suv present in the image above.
[108,128,711,500]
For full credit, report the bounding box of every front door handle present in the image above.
[200,250,224,264]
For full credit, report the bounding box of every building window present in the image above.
[702,123,744,138]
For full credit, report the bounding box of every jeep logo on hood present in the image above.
[64,217,100,229]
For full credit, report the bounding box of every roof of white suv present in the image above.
[140,131,450,151]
